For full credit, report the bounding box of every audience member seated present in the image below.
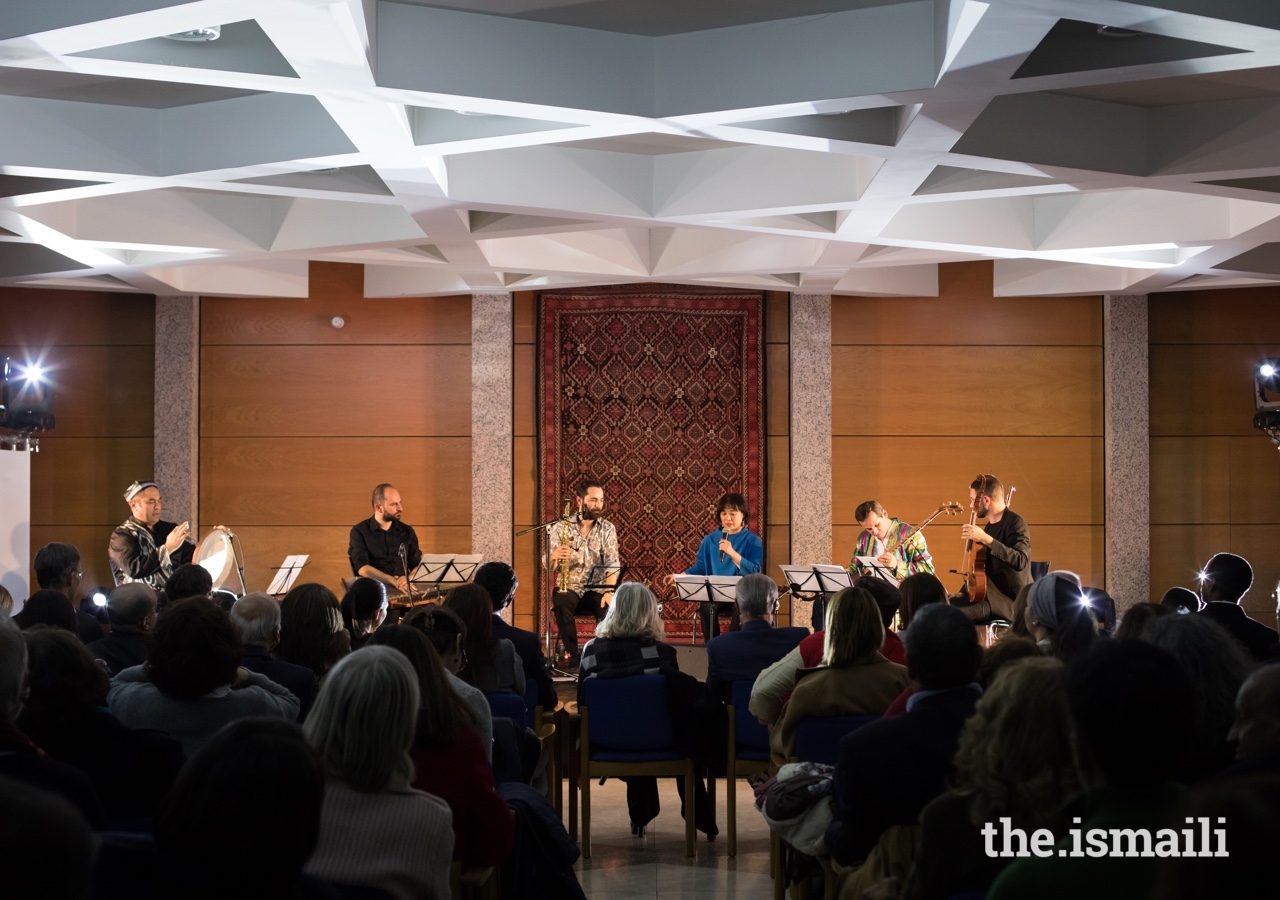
[1198,552,1279,662]
[94,718,332,900]
[825,603,981,872]
[0,618,104,827]
[303,646,454,900]
[903,657,1080,900]
[278,583,351,681]
[1,774,96,900]
[163,563,213,605]
[987,640,1194,900]
[1114,602,1171,641]
[445,583,525,696]
[771,587,908,767]
[1025,570,1097,662]
[1160,585,1200,615]
[899,572,948,628]
[108,599,300,755]
[1224,664,1280,778]
[404,605,494,762]
[87,584,158,676]
[705,573,807,702]
[340,577,388,651]
[975,635,1039,689]
[33,542,102,644]
[0,585,11,616]
[1008,582,1034,639]
[1142,614,1253,781]
[368,625,513,867]
[579,582,716,838]
[13,590,79,634]
[231,593,320,721]
[18,626,185,824]
[854,575,906,665]
[474,561,557,709]
[748,626,824,726]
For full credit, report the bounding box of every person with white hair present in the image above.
[231,592,320,720]
[303,646,453,900]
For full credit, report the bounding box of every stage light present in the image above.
[1263,363,1278,379]
[92,591,108,607]
[1196,569,1207,583]
[19,363,46,384]
[1,356,56,436]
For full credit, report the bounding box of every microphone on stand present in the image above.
[718,529,726,563]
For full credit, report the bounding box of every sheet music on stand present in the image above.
[779,564,852,595]
[581,564,625,592]
[673,574,741,605]
[852,556,899,585]
[411,553,484,592]
[267,555,309,596]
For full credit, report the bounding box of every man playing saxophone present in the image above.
[547,478,619,668]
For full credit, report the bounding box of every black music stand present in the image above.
[780,564,853,631]
[850,556,899,585]
[515,515,572,672]
[673,574,741,646]
[409,553,482,603]
[267,555,309,596]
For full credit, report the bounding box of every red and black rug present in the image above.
[538,284,765,642]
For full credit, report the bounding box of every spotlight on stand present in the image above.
[1253,358,1280,451]
[0,356,55,451]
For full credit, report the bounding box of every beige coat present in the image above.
[769,653,909,767]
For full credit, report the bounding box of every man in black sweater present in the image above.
[954,474,1031,622]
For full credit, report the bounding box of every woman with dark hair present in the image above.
[403,605,493,761]
[340,577,388,650]
[899,572,948,628]
[107,599,299,755]
[443,583,524,695]
[14,590,78,634]
[304,647,453,900]
[368,625,513,867]
[1024,571,1097,663]
[18,627,185,823]
[665,491,764,642]
[279,583,351,678]
[771,587,908,766]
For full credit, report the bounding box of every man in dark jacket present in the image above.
[86,584,157,676]
[474,562,557,709]
[1198,552,1279,662]
[705,573,807,701]
[229,593,317,721]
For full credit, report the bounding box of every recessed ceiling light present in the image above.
[164,26,221,42]
[1095,25,1143,38]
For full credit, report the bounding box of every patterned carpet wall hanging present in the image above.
[538,285,766,641]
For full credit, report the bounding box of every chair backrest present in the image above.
[485,692,526,723]
[793,714,879,767]
[729,679,771,753]
[583,674,674,751]
[1030,560,1051,581]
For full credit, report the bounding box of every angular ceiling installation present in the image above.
[1,0,1280,296]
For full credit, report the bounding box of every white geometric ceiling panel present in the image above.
[4,0,1280,296]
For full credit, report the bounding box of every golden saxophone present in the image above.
[556,499,573,593]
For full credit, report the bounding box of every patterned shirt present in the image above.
[108,517,193,589]
[848,517,934,583]
[546,513,620,595]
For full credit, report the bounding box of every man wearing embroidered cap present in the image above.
[108,480,219,591]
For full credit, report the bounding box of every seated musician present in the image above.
[348,483,422,596]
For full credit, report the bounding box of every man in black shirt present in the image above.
[348,483,422,594]
[955,474,1030,621]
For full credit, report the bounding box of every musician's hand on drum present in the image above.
[164,522,190,553]
[213,524,232,534]
[601,592,613,607]
[550,545,573,562]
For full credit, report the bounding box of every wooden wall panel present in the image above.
[768,435,790,525]
[832,346,1102,436]
[765,291,789,345]
[832,437,1103,526]
[200,345,471,437]
[513,292,539,625]
[1150,288,1280,606]
[1,288,155,598]
[1150,344,1265,437]
[766,344,789,437]
[30,437,154,526]
[224,525,474,598]
[513,343,536,438]
[832,262,1102,347]
[199,437,470,526]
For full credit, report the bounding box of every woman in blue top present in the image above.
[667,492,764,643]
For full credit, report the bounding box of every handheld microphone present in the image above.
[718,529,726,563]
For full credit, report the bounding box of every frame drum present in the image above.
[195,530,235,590]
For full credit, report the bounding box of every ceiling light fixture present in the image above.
[1095,25,1143,38]
[163,26,221,42]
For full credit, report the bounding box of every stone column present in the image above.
[790,293,833,628]
[471,293,514,588]
[154,295,200,533]
[1103,294,1150,610]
